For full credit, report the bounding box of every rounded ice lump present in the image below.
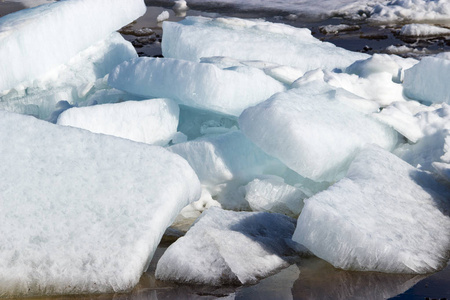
[0,110,201,297]
[293,145,450,274]
[0,0,146,92]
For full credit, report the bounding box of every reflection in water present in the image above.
[291,257,424,300]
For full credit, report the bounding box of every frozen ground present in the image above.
[1,0,450,299]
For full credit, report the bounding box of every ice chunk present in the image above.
[0,110,201,297]
[155,207,298,286]
[108,57,285,116]
[394,103,450,181]
[404,56,450,104]
[293,146,450,274]
[156,10,169,23]
[0,0,146,92]
[162,17,368,72]
[239,80,399,182]
[169,131,295,209]
[245,176,306,218]
[57,99,179,146]
[0,32,138,120]
[400,24,450,37]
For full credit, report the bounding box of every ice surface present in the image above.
[108,57,285,116]
[57,99,179,146]
[404,56,450,104]
[0,0,146,92]
[0,110,201,297]
[400,24,450,37]
[169,131,296,209]
[0,31,138,120]
[162,17,369,72]
[293,146,450,274]
[245,176,306,218]
[156,207,298,286]
[239,80,399,182]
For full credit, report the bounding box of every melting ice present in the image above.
[1,0,450,297]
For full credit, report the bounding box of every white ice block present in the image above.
[162,17,368,72]
[293,146,450,274]
[0,110,201,297]
[403,57,450,105]
[0,0,146,92]
[108,57,285,116]
[239,80,398,182]
[156,207,298,286]
[57,99,179,146]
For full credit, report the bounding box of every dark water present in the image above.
[1,1,450,299]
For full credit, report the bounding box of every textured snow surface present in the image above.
[162,17,368,72]
[239,80,399,182]
[57,99,179,146]
[371,0,450,22]
[0,110,201,297]
[0,0,146,92]
[404,57,450,104]
[293,146,450,274]
[108,57,285,116]
[156,207,298,286]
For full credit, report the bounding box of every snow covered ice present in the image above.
[156,207,299,286]
[0,0,146,92]
[0,110,201,297]
[57,99,179,146]
[293,146,450,274]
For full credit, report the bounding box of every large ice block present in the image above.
[0,110,201,297]
[156,207,298,286]
[239,80,399,182]
[293,146,450,274]
[108,57,285,116]
[162,17,368,72]
[0,0,146,92]
[57,99,179,146]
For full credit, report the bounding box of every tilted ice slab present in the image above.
[404,56,450,105]
[0,32,138,120]
[293,146,450,274]
[0,110,201,297]
[0,0,146,92]
[108,57,285,116]
[57,99,179,146]
[239,80,398,182]
[156,207,298,286]
[162,17,368,72]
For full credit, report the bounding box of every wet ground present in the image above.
[1,1,450,299]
